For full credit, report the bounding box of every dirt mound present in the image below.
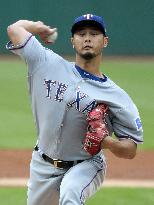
[0,149,154,179]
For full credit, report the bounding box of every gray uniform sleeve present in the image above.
[6,35,54,74]
[112,102,143,144]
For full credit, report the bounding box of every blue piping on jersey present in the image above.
[117,135,143,143]
[79,168,103,204]
[6,34,33,50]
[75,65,107,83]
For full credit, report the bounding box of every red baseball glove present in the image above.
[83,104,109,155]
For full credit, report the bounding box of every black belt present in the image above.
[34,145,84,169]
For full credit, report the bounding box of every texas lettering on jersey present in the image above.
[44,79,96,114]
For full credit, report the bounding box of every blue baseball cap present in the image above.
[71,14,107,36]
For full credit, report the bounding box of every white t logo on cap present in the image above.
[84,14,93,19]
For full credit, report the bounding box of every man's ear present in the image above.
[103,37,109,48]
[71,37,75,48]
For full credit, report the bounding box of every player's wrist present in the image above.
[101,136,115,149]
[24,21,45,35]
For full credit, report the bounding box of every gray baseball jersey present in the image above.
[6,35,143,161]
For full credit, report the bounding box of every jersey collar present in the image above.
[75,65,107,83]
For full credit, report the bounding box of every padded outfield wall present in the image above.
[0,0,153,55]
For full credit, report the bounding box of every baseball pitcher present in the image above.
[6,14,143,205]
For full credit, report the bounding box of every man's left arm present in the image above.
[83,103,143,158]
[101,136,137,159]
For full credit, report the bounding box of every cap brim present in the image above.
[71,20,106,36]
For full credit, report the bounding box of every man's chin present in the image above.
[80,52,96,60]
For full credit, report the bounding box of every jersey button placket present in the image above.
[58,121,64,144]
[76,79,85,91]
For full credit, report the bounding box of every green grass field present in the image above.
[0,187,154,205]
[0,58,153,149]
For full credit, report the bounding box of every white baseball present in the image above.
[47,29,58,43]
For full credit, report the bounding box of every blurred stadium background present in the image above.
[0,1,154,205]
[0,0,154,56]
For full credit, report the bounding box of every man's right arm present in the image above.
[7,20,55,45]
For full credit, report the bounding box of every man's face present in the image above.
[71,26,108,60]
